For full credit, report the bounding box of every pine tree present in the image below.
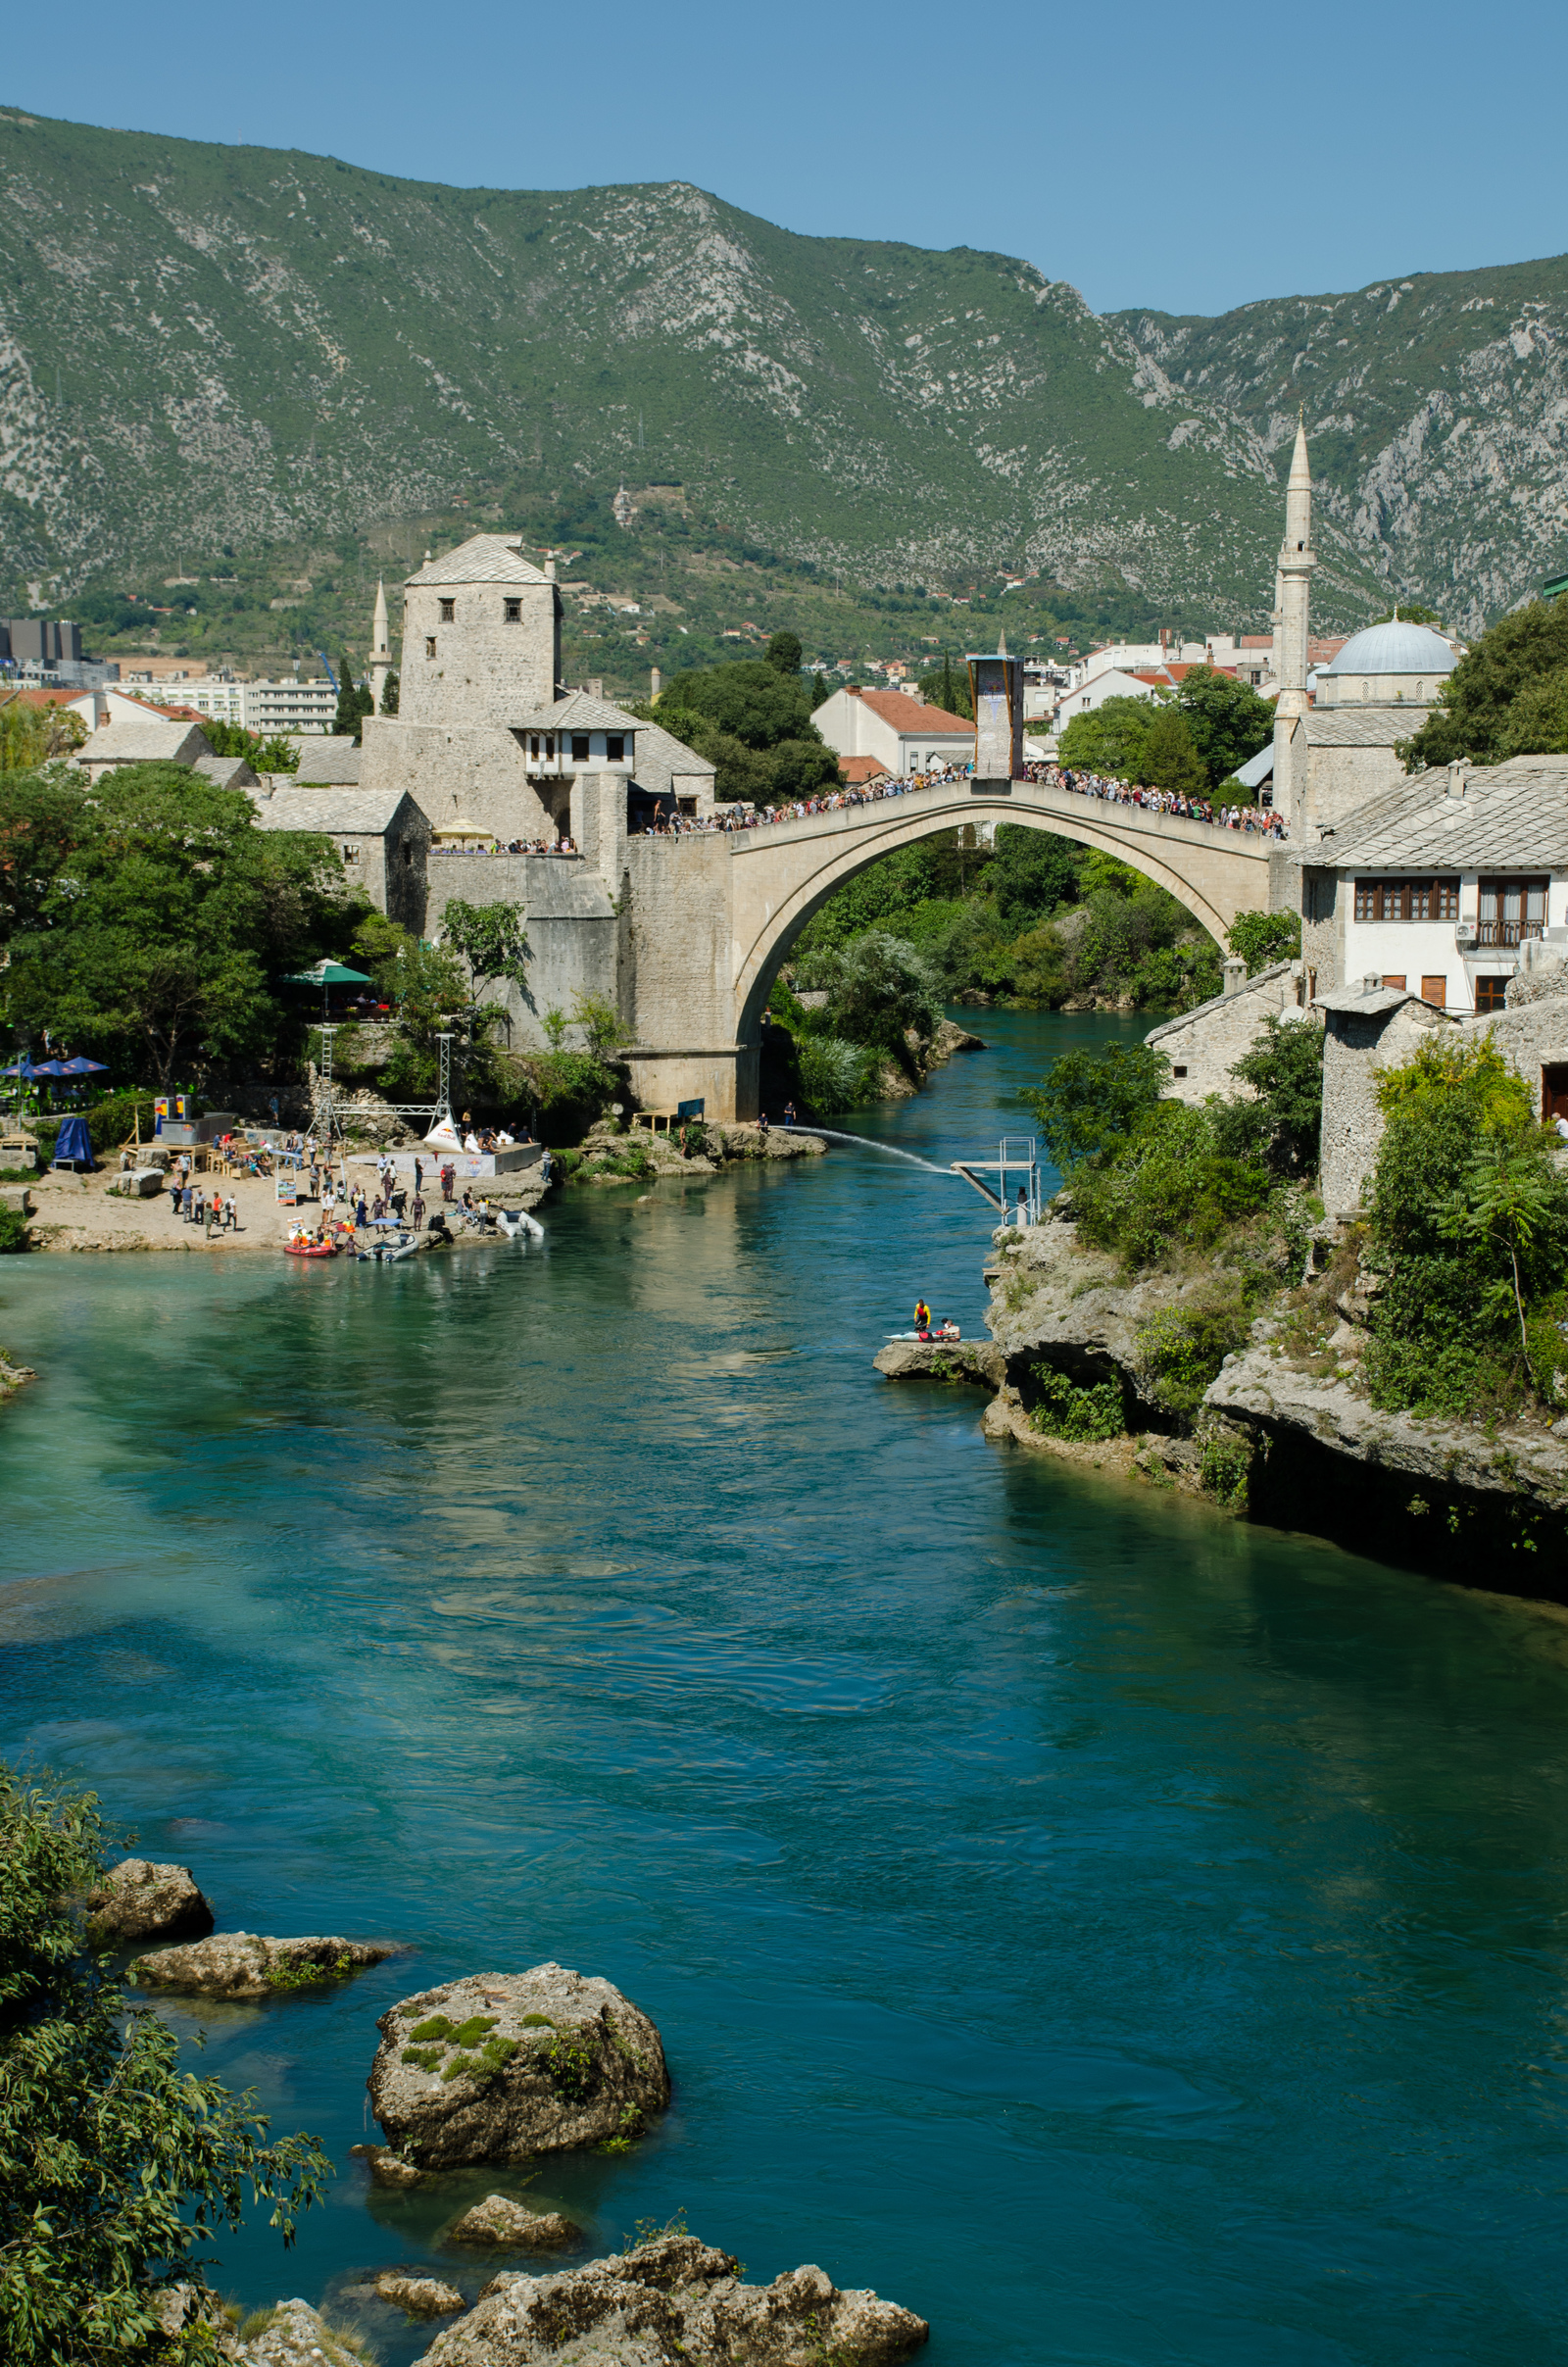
[1140,704,1207,794]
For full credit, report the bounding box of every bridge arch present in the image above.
[729,783,1273,1043]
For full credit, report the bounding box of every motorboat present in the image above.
[495,1208,545,1241]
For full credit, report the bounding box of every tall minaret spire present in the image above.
[368,576,391,715]
[1271,414,1318,828]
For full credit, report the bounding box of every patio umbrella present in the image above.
[283,959,374,1019]
[1,1059,39,1079]
[55,1056,109,1075]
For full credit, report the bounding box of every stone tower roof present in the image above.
[406,534,552,589]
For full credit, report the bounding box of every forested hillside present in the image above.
[3,105,1567,639]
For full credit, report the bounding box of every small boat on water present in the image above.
[495,1208,545,1240]
[283,1237,338,1259]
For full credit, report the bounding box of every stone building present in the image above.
[1313,983,1452,1216]
[74,718,212,780]
[1144,960,1310,1104]
[255,786,429,932]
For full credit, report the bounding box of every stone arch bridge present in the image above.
[614,777,1279,1120]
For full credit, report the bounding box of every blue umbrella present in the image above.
[1,1060,39,1079]
[55,1056,109,1076]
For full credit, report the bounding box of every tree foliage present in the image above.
[1398,596,1568,770]
[0,701,86,770]
[196,720,299,774]
[1364,1036,1568,1416]
[764,630,803,677]
[2,765,354,1086]
[915,654,973,720]
[653,661,839,803]
[1140,704,1207,794]
[439,899,531,1005]
[796,930,941,1053]
[1226,909,1301,975]
[1174,665,1275,784]
[1022,1041,1169,1171]
[1056,695,1157,781]
[0,1765,329,2366]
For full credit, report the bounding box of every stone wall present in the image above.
[424,853,618,1052]
[399,576,559,730]
[1319,997,1453,1217]
[1144,962,1306,1105]
[619,836,749,1116]
[360,716,556,845]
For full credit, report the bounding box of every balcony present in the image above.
[1474,919,1544,949]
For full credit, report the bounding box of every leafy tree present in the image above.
[0,767,84,946]
[1140,705,1207,794]
[798,931,941,1053]
[1226,909,1301,974]
[1174,665,1275,786]
[0,1764,328,2365]
[379,667,400,716]
[0,699,85,770]
[809,672,831,711]
[987,826,1083,930]
[439,899,531,1005]
[764,630,803,677]
[1211,1013,1324,1175]
[1398,596,1568,770]
[195,720,298,773]
[1363,1036,1568,1416]
[2,766,350,1087]
[1498,665,1568,758]
[1056,695,1156,780]
[654,662,838,803]
[1022,1040,1170,1171]
[1371,603,1441,625]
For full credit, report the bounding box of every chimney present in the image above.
[847,684,862,697]
[1222,957,1247,997]
[588,677,603,699]
[544,556,557,581]
[650,666,662,698]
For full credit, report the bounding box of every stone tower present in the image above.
[1270,419,1317,826]
[368,578,392,715]
[399,534,562,730]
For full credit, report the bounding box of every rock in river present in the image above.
[375,2270,467,2316]
[85,1857,215,1947]
[411,2231,928,2367]
[133,1932,395,1997]
[369,1963,669,2170]
[449,2194,582,2248]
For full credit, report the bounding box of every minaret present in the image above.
[1270,418,1317,827]
[368,577,391,715]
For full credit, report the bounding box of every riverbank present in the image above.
[957,1201,1568,1595]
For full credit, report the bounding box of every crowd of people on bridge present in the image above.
[1030,764,1287,839]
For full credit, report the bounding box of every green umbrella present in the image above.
[282,962,373,987]
[283,960,374,1023]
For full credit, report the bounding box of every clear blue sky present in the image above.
[6,0,1566,320]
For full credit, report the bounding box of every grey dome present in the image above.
[1327,619,1456,676]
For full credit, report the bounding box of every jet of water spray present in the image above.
[799,1126,958,1178]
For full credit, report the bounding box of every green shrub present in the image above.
[401,2046,443,2072]
[1137,1300,1250,1417]
[1071,1104,1272,1270]
[0,1207,28,1255]
[795,1032,879,1114]
[543,2034,598,2102]
[1029,1366,1125,1441]
[1199,1429,1253,1508]
[1021,1041,1169,1170]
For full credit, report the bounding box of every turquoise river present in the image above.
[3,1010,1568,2365]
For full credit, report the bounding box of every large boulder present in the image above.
[368,1964,668,2170]
[375,2271,467,2317]
[411,2232,928,2367]
[86,1857,215,1947]
[449,2194,582,2249]
[236,2299,369,2366]
[133,1933,395,1997]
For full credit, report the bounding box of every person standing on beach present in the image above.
[441,1162,456,1204]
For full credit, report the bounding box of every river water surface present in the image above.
[4,1011,1568,2365]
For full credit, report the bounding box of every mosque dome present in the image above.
[1326,619,1457,676]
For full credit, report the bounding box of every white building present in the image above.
[109,675,338,735]
[1301,754,1568,1014]
[1054,666,1167,727]
[813,685,974,775]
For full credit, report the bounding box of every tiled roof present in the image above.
[840,756,891,783]
[1305,706,1430,747]
[406,534,553,589]
[851,688,974,733]
[256,788,418,835]
[514,690,644,732]
[1322,755,1568,872]
[191,755,257,790]
[292,736,363,784]
[75,721,209,764]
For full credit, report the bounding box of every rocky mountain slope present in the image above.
[3,104,1566,631]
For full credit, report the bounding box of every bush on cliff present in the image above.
[0,1765,329,2365]
[1363,1037,1568,1419]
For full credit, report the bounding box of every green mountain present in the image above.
[2,104,1566,638]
